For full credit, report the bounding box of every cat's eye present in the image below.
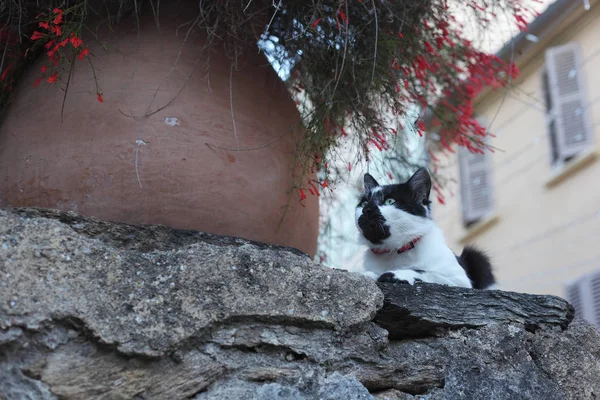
[358,200,368,208]
[384,198,396,206]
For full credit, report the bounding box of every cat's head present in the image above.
[355,167,434,249]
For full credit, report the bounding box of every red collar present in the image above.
[370,236,422,255]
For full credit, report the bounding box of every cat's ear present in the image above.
[364,173,380,192]
[407,167,432,202]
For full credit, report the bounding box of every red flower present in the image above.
[0,64,12,81]
[40,65,47,73]
[424,41,435,54]
[30,31,44,41]
[46,44,60,59]
[78,48,89,60]
[97,93,104,103]
[299,189,307,201]
[70,35,83,48]
[47,72,58,84]
[50,25,62,36]
[369,138,383,151]
[416,121,425,137]
[311,18,322,29]
[53,9,64,25]
[309,182,320,197]
[321,180,328,189]
[33,76,43,88]
[39,21,50,30]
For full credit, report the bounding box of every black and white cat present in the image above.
[355,167,496,289]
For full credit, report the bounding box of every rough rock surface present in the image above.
[1,208,599,400]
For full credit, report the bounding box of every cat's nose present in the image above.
[363,205,373,215]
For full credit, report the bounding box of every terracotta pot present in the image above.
[0,9,319,256]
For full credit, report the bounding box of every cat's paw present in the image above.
[361,271,379,280]
[377,270,422,285]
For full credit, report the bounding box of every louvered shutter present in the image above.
[545,43,593,160]
[590,272,600,328]
[565,270,600,329]
[458,131,494,223]
[565,279,585,320]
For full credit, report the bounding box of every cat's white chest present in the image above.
[361,227,472,288]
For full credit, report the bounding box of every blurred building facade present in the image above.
[430,0,600,326]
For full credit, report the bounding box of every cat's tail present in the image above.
[460,246,496,290]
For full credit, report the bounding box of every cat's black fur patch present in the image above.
[456,246,495,289]
[377,272,423,284]
[357,169,432,244]
[359,169,432,218]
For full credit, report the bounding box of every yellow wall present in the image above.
[433,4,600,297]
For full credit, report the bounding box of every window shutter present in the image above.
[459,133,494,223]
[590,272,600,328]
[544,43,593,160]
[565,270,600,329]
[565,279,585,320]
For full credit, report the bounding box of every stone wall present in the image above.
[1,208,599,399]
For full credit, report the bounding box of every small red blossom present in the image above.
[39,21,50,30]
[30,31,44,41]
[50,25,62,36]
[309,182,320,197]
[47,72,58,84]
[416,121,425,137]
[33,76,43,88]
[52,9,63,25]
[369,138,383,151]
[46,44,60,59]
[70,35,83,48]
[0,64,12,81]
[299,189,306,201]
[97,93,104,103]
[339,9,348,24]
[321,180,328,189]
[311,18,322,29]
[40,65,47,73]
[78,48,89,60]
[424,41,435,54]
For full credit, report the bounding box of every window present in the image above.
[542,43,593,169]
[565,270,600,329]
[458,126,494,228]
